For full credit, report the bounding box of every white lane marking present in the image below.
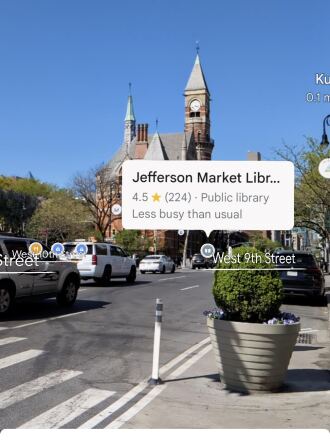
[180,285,199,291]
[0,350,45,370]
[0,336,27,346]
[158,276,186,282]
[78,382,148,429]
[79,288,87,291]
[1,310,87,331]
[0,327,8,331]
[106,344,212,429]
[0,369,82,409]
[299,329,319,333]
[18,388,115,429]
[78,336,210,429]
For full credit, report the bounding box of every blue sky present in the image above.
[0,0,329,187]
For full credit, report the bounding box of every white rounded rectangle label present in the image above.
[122,160,294,236]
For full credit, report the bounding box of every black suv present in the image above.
[191,253,212,269]
[274,250,325,298]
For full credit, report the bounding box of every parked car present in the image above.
[0,235,80,316]
[274,250,325,298]
[139,255,175,274]
[191,253,213,269]
[62,241,136,284]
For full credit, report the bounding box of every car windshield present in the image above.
[276,253,317,268]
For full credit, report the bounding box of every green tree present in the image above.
[276,138,330,240]
[248,233,282,252]
[0,176,55,197]
[115,229,151,255]
[26,191,93,244]
[0,189,39,234]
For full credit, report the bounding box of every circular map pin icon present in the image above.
[51,242,64,255]
[318,158,330,179]
[200,243,215,259]
[29,242,43,256]
[75,243,88,255]
[111,204,122,215]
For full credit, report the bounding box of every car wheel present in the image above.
[140,270,146,274]
[0,284,14,316]
[101,266,112,286]
[161,265,166,274]
[192,266,196,270]
[126,266,136,283]
[57,277,78,307]
[171,265,175,273]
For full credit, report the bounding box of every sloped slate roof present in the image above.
[105,131,195,179]
[144,132,168,160]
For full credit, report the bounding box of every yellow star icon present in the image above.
[152,192,161,202]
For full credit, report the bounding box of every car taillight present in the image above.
[92,255,97,265]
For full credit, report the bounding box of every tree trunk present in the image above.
[182,230,190,268]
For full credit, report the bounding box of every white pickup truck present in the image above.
[0,235,80,316]
[62,242,137,285]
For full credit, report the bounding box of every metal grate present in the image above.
[296,331,318,345]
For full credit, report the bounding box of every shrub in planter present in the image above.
[207,246,300,393]
[212,246,283,323]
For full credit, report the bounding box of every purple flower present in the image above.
[265,312,300,325]
[203,308,225,320]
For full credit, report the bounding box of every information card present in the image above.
[122,160,294,236]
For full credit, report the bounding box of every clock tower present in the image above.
[184,54,214,160]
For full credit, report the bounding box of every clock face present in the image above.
[190,99,201,112]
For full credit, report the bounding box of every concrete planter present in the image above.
[207,317,300,393]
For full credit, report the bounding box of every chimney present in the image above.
[247,151,261,161]
[135,123,149,159]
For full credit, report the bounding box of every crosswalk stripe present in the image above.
[78,336,211,429]
[78,382,148,429]
[0,369,82,410]
[0,349,45,370]
[106,344,212,429]
[0,337,27,346]
[18,388,115,428]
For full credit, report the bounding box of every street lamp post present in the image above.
[320,115,330,273]
[320,114,330,148]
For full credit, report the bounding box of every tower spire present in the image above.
[185,52,209,93]
[184,52,213,160]
[124,83,136,144]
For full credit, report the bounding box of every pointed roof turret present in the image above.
[125,83,136,121]
[185,54,209,93]
[144,131,168,160]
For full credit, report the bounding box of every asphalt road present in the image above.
[0,269,327,429]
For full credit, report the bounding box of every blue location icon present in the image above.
[51,242,64,255]
[75,243,88,256]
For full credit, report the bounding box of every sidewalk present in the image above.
[122,276,330,429]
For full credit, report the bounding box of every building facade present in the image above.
[104,53,214,256]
